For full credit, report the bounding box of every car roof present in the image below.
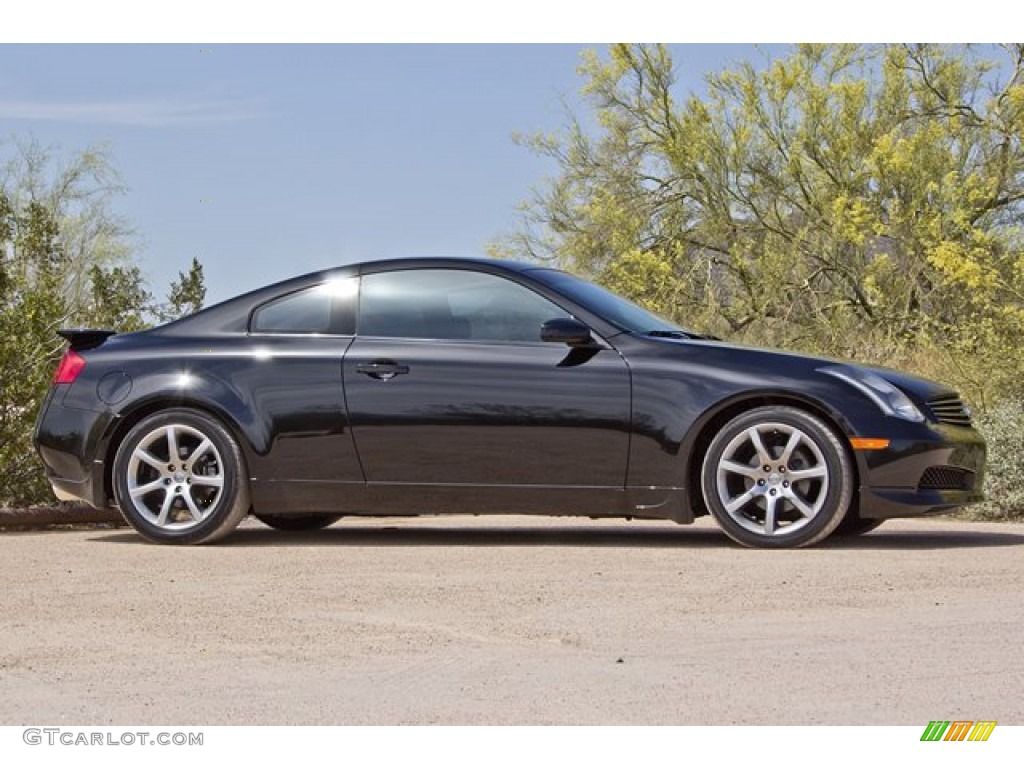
[357,256,540,274]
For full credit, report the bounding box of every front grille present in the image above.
[919,466,976,491]
[926,394,972,426]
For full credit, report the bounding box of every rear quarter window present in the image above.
[250,278,357,334]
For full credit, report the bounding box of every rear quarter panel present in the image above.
[61,332,363,506]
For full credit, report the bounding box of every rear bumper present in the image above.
[34,390,116,510]
[45,472,104,507]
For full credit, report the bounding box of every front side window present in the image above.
[358,269,570,342]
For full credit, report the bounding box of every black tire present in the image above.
[700,406,854,548]
[254,514,341,531]
[112,408,251,544]
[832,513,885,536]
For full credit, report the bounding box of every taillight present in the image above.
[52,349,86,385]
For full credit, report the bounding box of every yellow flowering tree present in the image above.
[497,43,1024,404]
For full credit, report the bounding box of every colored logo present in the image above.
[920,721,996,741]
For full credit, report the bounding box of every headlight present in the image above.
[819,366,925,422]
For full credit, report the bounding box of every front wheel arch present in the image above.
[699,405,855,547]
[685,393,860,519]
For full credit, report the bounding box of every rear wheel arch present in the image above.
[111,407,251,544]
[101,397,256,506]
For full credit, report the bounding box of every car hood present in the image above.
[644,334,958,402]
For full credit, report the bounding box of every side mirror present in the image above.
[541,317,593,346]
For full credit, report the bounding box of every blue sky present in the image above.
[3,44,784,303]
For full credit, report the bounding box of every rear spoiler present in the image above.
[57,328,117,351]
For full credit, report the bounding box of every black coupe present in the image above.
[34,258,985,547]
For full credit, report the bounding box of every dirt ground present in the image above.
[1,515,1021,725]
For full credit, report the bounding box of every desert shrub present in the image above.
[970,398,1024,520]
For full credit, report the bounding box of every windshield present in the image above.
[529,268,687,335]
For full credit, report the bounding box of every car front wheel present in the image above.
[832,513,885,536]
[112,408,251,544]
[700,406,854,548]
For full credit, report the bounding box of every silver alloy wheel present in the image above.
[714,421,829,537]
[125,423,225,531]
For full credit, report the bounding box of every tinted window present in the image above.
[359,269,570,342]
[252,278,357,334]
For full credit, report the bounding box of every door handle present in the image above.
[355,361,410,380]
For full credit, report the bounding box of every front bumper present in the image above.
[856,423,986,519]
[860,486,984,519]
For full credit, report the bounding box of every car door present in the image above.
[342,267,632,490]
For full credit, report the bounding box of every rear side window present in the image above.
[251,277,357,334]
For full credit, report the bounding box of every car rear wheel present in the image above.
[254,514,341,531]
[701,406,854,548]
[112,409,250,544]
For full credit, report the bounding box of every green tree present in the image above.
[496,44,1024,404]
[162,256,206,321]
[0,140,200,505]
[0,189,72,502]
[2,138,132,311]
[86,264,151,331]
